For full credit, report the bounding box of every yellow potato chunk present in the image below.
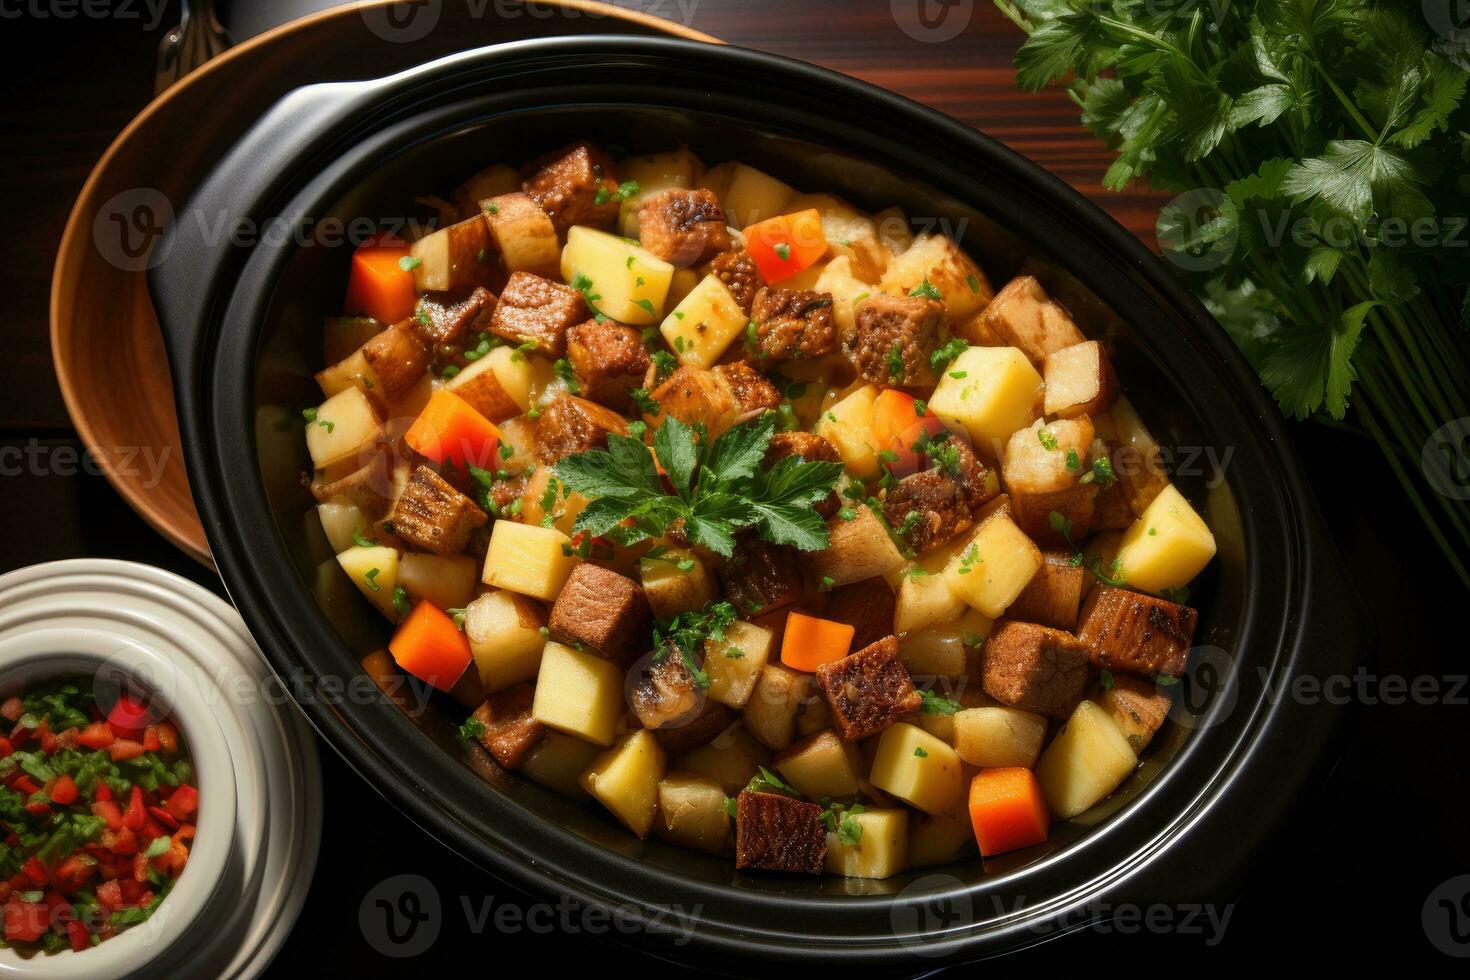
[674,722,773,794]
[775,730,861,800]
[521,731,602,798]
[316,501,371,555]
[1035,699,1138,818]
[953,706,1048,768]
[660,274,747,369]
[927,347,1042,457]
[481,521,579,601]
[464,589,547,693]
[704,620,774,709]
[653,774,730,854]
[742,663,811,751]
[560,225,674,325]
[942,513,1043,618]
[1113,483,1217,594]
[878,233,992,321]
[807,505,906,589]
[698,161,795,228]
[315,349,381,400]
[868,722,964,815]
[580,729,667,837]
[639,547,716,619]
[531,641,624,747]
[397,553,477,611]
[335,545,400,621]
[898,609,992,677]
[814,256,875,340]
[814,382,882,478]
[907,810,975,869]
[825,808,909,880]
[306,387,383,469]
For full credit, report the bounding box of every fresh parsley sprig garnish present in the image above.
[652,599,737,690]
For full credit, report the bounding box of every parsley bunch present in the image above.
[999,0,1470,589]
[653,600,738,689]
[554,412,844,556]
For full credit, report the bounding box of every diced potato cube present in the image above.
[452,163,520,215]
[619,147,702,237]
[306,387,383,470]
[1044,340,1116,419]
[899,609,992,678]
[639,547,716,619]
[482,191,559,274]
[531,641,625,746]
[912,683,994,745]
[481,521,579,600]
[907,810,975,868]
[784,193,887,283]
[953,706,1048,768]
[660,274,747,369]
[893,528,989,634]
[868,722,964,815]
[807,505,906,588]
[742,662,811,751]
[878,233,992,321]
[397,553,477,611]
[654,774,730,853]
[580,729,667,837]
[317,501,371,555]
[942,513,1043,619]
[814,256,876,341]
[675,722,773,794]
[814,383,881,478]
[979,275,1086,364]
[928,347,1042,457]
[705,620,774,709]
[698,161,795,228]
[315,349,382,400]
[443,348,521,422]
[1112,483,1216,594]
[521,731,602,798]
[1035,700,1138,818]
[1003,417,1096,496]
[825,808,909,879]
[335,545,400,620]
[465,589,547,693]
[774,730,861,800]
[409,214,493,292]
[560,225,674,325]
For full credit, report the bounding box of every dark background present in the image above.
[1,0,1465,972]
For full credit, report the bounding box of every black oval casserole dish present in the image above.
[147,36,1369,966]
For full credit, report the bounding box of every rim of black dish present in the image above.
[151,36,1362,964]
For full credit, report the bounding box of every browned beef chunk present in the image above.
[521,142,620,233]
[646,366,740,438]
[822,577,896,651]
[764,430,841,517]
[488,271,587,357]
[846,294,943,387]
[565,318,650,410]
[815,636,920,741]
[470,683,544,770]
[749,287,837,362]
[533,395,628,463]
[1076,586,1197,678]
[389,465,488,556]
[1013,483,1098,547]
[981,620,1089,719]
[548,563,652,666]
[884,469,974,555]
[411,286,496,348]
[713,362,782,417]
[709,249,765,311]
[1007,552,1087,631]
[718,539,802,618]
[362,324,430,401]
[485,473,527,515]
[734,791,826,874]
[948,438,1000,510]
[629,649,703,730]
[636,189,732,267]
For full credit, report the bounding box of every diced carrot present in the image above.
[344,236,416,325]
[967,768,1051,857]
[886,418,951,478]
[871,389,928,447]
[743,209,827,284]
[403,389,501,470]
[780,611,856,672]
[388,601,472,693]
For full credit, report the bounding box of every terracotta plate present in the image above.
[51,0,713,565]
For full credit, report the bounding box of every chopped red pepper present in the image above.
[123,787,146,831]
[147,805,179,831]
[47,773,79,806]
[76,721,115,750]
[3,901,47,942]
[92,800,123,831]
[108,739,145,762]
[106,694,152,741]
[164,784,199,821]
[67,918,90,952]
[21,856,48,886]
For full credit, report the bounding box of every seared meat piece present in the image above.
[486,473,527,515]
[1008,552,1087,631]
[846,294,944,387]
[629,650,705,731]
[709,249,765,311]
[884,469,974,555]
[389,465,488,556]
[565,318,650,410]
[822,577,896,651]
[949,438,1000,510]
[1013,483,1098,547]
[647,366,741,439]
[488,271,587,358]
[521,142,620,233]
[654,699,736,756]
[1096,674,1172,752]
[814,636,921,742]
[718,539,802,618]
[764,430,841,517]
[548,564,653,666]
[470,683,545,770]
[1090,479,1134,531]
[1076,586,1197,678]
[361,323,430,401]
[636,189,732,267]
[980,620,1089,720]
[311,448,392,515]
[533,395,628,463]
[411,286,496,349]
[714,362,782,417]
[749,287,837,362]
[734,791,827,874]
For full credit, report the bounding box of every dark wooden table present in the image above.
[2,2,1465,972]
